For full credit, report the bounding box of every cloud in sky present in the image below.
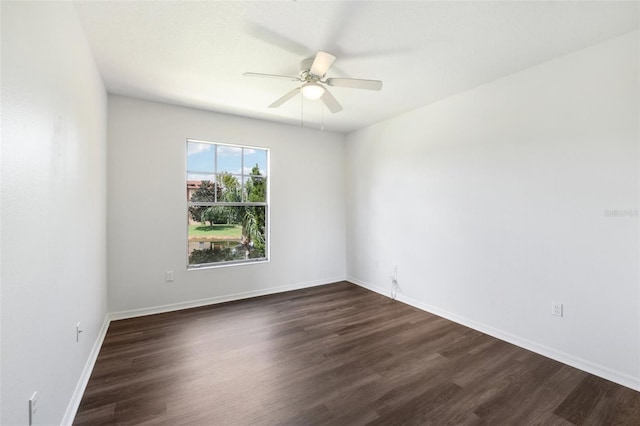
[217,146,256,157]
[187,173,215,181]
[187,142,212,156]
[242,166,266,175]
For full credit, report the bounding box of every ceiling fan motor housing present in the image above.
[300,57,320,79]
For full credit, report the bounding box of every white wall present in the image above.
[1,2,108,425]
[107,96,346,314]
[346,31,640,389]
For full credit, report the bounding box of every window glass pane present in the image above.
[187,176,219,203]
[188,206,266,266]
[217,173,242,203]
[187,142,215,173]
[217,145,242,174]
[243,148,268,176]
[244,175,267,203]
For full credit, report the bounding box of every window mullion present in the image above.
[214,144,218,203]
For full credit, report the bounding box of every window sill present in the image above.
[187,257,269,271]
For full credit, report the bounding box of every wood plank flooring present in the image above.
[74,282,640,425]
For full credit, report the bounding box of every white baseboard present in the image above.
[61,314,111,426]
[348,276,640,392]
[109,276,347,321]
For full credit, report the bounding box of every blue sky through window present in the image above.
[187,141,267,176]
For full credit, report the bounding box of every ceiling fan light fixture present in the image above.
[301,82,325,100]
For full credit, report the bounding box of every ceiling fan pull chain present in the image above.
[321,102,324,131]
[300,87,304,126]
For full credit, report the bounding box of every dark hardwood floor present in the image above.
[74,282,640,425]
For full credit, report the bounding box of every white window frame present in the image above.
[186,138,269,269]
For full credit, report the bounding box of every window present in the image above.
[187,139,268,268]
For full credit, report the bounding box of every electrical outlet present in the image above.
[76,322,83,342]
[29,391,38,425]
[166,270,174,282]
[552,302,563,317]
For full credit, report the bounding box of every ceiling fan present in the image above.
[243,51,383,113]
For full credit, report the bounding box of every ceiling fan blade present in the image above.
[269,87,300,108]
[325,78,383,91]
[320,89,343,113]
[310,51,336,78]
[244,72,301,82]
[246,23,310,57]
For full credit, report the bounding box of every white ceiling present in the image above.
[73,1,639,134]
